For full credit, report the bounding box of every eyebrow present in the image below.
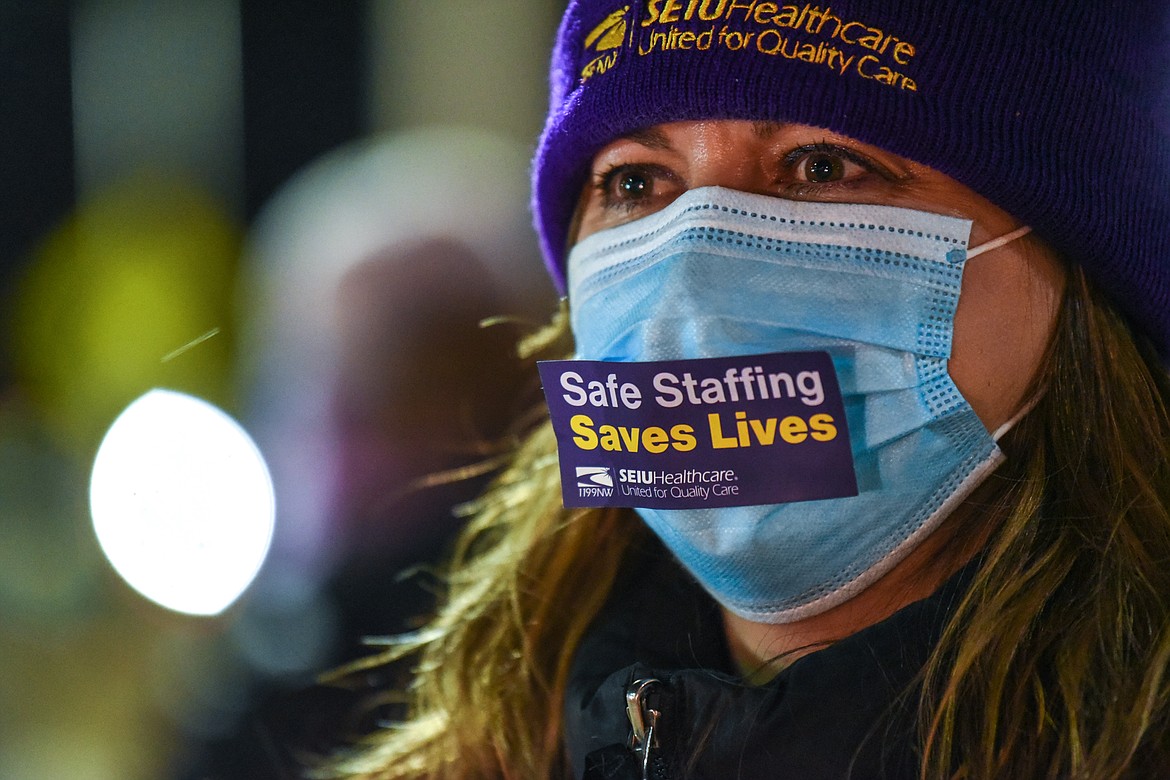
[751,120,784,138]
[623,127,673,150]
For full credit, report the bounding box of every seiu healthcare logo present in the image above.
[581,1,921,93]
[580,6,629,82]
[575,466,615,499]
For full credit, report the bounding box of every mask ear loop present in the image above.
[966,225,1032,259]
[991,394,1040,442]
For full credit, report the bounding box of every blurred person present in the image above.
[174,127,554,779]
[242,126,554,584]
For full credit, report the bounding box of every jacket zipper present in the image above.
[626,678,669,780]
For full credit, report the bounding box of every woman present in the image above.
[330,1,1170,777]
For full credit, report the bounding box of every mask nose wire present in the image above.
[966,225,1033,258]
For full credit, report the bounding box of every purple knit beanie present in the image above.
[532,1,1170,355]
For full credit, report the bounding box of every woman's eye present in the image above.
[801,152,847,183]
[785,144,876,190]
[615,169,650,198]
[579,161,684,235]
[597,164,662,207]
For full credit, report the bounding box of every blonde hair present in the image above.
[322,306,639,779]
[324,268,1170,778]
[920,267,1170,777]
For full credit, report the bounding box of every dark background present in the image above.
[0,3,561,778]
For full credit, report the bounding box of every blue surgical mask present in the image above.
[567,186,1030,623]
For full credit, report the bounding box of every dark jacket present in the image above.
[564,541,971,779]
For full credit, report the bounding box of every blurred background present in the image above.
[0,2,562,777]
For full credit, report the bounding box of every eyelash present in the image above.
[593,163,673,212]
[779,142,892,193]
[783,141,873,169]
[591,142,898,211]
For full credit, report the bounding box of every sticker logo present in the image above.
[580,6,629,83]
[576,466,614,488]
[575,466,615,499]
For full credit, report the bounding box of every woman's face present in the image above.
[575,119,1067,432]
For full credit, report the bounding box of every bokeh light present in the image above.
[11,176,240,452]
[89,389,275,616]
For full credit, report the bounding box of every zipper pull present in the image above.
[626,678,665,780]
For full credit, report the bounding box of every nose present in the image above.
[676,121,774,195]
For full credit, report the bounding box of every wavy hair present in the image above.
[320,306,641,779]
[919,266,1170,778]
